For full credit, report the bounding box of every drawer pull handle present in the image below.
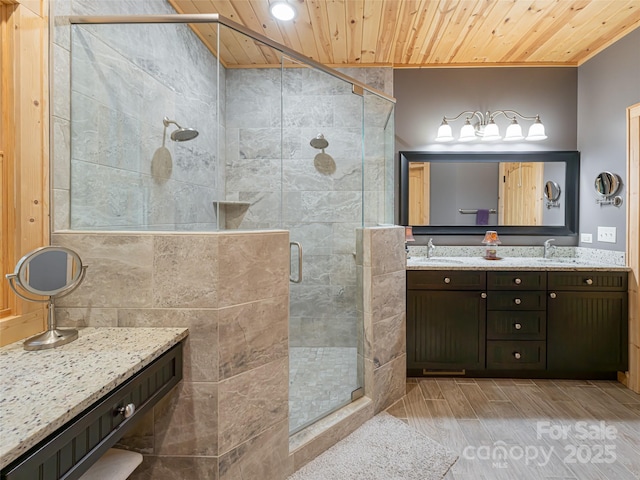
[513,352,522,360]
[481,292,487,299]
[116,403,136,419]
[585,278,593,285]
[514,278,522,285]
[549,292,557,299]
[514,323,522,330]
[444,277,451,284]
[514,298,522,305]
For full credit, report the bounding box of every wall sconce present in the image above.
[435,110,547,143]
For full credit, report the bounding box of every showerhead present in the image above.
[310,133,329,150]
[163,117,199,142]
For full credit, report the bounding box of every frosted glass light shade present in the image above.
[459,122,476,142]
[435,123,454,142]
[504,121,524,141]
[482,121,501,141]
[270,2,297,21]
[526,119,547,141]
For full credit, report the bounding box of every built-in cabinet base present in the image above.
[407,269,628,379]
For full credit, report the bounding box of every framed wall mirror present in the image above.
[399,151,580,236]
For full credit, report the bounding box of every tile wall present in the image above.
[52,226,406,479]
[52,0,223,231]
[53,231,291,480]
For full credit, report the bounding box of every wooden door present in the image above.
[408,162,430,225]
[498,162,544,225]
[627,103,640,392]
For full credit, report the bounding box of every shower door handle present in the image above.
[290,242,303,283]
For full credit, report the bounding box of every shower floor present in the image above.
[289,346,359,434]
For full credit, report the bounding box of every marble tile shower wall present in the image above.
[52,231,292,480]
[224,66,393,349]
[52,0,225,231]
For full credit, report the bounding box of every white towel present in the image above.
[78,448,143,480]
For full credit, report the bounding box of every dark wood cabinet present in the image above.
[547,271,628,372]
[407,269,628,378]
[486,271,547,371]
[406,271,486,373]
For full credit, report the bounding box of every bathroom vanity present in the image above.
[406,258,628,378]
[0,327,188,480]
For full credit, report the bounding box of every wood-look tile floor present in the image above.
[386,378,640,480]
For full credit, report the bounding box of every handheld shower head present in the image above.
[163,117,199,142]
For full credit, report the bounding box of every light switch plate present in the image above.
[597,226,616,243]
[581,233,593,243]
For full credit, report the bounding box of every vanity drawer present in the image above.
[487,291,546,311]
[547,271,627,291]
[487,311,546,340]
[487,271,546,290]
[2,343,183,480]
[486,341,546,370]
[407,270,486,290]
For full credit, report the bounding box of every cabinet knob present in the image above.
[514,323,522,330]
[444,277,451,284]
[514,278,522,285]
[514,298,522,305]
[481,292,487,299]
[549,292,557,299]
[585,278,593,285]
[513,352,522,360]
[116,403,136,418]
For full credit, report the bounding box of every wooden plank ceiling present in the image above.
[169,0,640,68]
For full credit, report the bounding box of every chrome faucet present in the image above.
[427,238,436,258]
[544,238,556,259]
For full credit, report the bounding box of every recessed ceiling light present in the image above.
[270,1,297,21]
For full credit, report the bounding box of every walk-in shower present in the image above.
[59,11,395,438]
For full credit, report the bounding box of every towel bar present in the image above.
[458,208,497,215]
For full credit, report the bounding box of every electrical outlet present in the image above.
[581,233,593,243]
[597,226,617,243]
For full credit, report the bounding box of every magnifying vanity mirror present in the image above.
[6,246,87,351]
[595,171,623,206]
[544,180,561,208]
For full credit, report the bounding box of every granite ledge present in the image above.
[0,327,189,470]
[406,256,630,271]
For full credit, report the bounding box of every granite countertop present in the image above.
[406,256,630,271]
[0,327,189,470]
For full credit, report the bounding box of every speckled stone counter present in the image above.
[406,245,628,270]
[0,327,189,470]
[407,255,630,271]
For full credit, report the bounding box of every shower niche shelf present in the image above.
[213,201,251,230]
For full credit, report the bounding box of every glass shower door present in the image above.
[283,59,365,434]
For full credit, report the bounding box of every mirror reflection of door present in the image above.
[409,162,430,225]
[498,162,544,225]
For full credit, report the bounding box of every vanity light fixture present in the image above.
[269,1,297,21]
[435,110,547,143]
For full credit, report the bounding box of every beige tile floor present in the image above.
[387,378,640,480]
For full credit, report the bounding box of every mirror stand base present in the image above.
[24,328,78,351]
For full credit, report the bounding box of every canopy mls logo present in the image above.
[536,421,618,441]
[462,421,618,469]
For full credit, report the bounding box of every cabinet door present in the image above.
[407,290,486,371]
[547,291,628,372]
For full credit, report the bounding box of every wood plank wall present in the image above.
[0,0,49,347]
[626,103,640,393]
